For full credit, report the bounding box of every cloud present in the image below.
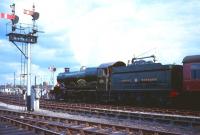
[68,1,179,65]
[68,0,200,65]
[0,62,24,84]
[0,60,57,85]
[1,0,200,84]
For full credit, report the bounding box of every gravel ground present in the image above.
[0,102,199,135]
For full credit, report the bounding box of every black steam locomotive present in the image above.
[52,54,200,106]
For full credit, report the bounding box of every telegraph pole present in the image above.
[14,72,16,89]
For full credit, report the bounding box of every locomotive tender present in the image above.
[53,55,200,105]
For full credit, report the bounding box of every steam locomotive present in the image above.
[52,55,200,106]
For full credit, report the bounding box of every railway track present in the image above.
[0,93,200,134]
[1,93,200,117]
[0,118,38,135]
[0,116,60,135]
[41,101,200,128]
[41,100,200,117]
[1,94,200,127]
[0,108,184,135]
[1,94,200,128]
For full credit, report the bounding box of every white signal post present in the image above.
[27,42,31,108]
[24,4,40,111]
[24,6,33,111]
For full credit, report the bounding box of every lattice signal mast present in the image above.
[0,3,41,111]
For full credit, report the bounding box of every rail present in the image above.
[0,108,181,135]
[0,116,60,135]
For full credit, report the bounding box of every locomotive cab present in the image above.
[97,61,126,91]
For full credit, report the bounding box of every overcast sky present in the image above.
[0,0,200,85]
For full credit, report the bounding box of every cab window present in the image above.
[191,64,200,80]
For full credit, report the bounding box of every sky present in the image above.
[0,0,200,85]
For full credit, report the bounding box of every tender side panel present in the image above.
[111,64,182,92]
[111,70,171,91]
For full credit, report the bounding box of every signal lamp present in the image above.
[32,12,39,20]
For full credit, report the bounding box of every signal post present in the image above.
[1,3,40,111]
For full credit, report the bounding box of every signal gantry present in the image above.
[0,3,41,111]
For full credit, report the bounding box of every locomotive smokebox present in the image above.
[64,68,70,72]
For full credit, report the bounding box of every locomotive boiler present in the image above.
[57,67,98,90]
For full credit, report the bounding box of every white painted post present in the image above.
[31,86,40,111]
[27,43,32,111]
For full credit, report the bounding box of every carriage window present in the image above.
[191,64,200,80]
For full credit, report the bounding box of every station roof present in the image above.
[182,55,200,63]
[98,61,126,69]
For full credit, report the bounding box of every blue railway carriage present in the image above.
[110,61,183,103]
